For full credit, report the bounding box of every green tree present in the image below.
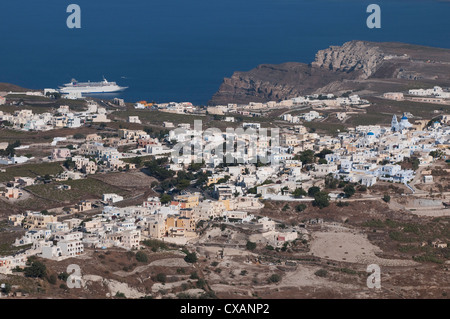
[343,184,356,198]
[268,274,281,283]
[184,252,198,263]
[144,159,175,180]
[315,149,333,159]
[155,273,167,283]
[142,239,168,251]
[115,292,126,298]
[382,194,391,203]
[24,261,47,278]
[411,158,420,171]
[189,161,205,171]
[292,188,307,198]
[160,193,172,204]
[429,150,443,159]
[314,269,328,277]
[298,150,315,164]
[135,251,148,263]
[58,272,69,282]
[196,278,206,289]
[176,179,191,190]
[47,273,57,285]
[189,272,199,280]
[308,186,321,197]
[246,241,257,251]
[296,204,307,212]
[63,159,75,170]
[313,191,330,209]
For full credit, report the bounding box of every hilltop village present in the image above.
[0,85,449,299]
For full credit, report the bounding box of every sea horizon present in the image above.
[1,0,449,105]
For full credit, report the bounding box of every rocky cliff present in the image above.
[209,41,450,105]
[311,41,385,79]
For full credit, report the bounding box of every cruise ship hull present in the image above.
[59,85,128,94]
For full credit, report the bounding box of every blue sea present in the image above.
[0,0,449,105]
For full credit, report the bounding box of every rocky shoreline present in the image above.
[209,41,450,105]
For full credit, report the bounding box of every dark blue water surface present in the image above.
[0,0,449,105]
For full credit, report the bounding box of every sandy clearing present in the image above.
[197,228,222,244]
[105,279,146,298]
[83,274,146,298]
[148,257,190,268]
[83,274,103,282]
[210,284,254,295]
[309,227,417,267]
[408,209,450,217]
[151,279,191,293]
[197,246,256,258]
[183,288,205,297]
[113,264,152,277]
[253,264,360,291]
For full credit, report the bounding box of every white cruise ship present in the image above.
[59,77,128,94]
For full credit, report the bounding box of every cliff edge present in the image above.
[209,41,450,105]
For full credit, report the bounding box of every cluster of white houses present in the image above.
[408,86,450,99]
[164,112,449,200]
[0,101,110,132]
[129,93,369,118]
[47,129,167,178]
[0,209,139,274]
[384,86,450,104]
[1,192,287,274]
[1,89,449,275]
[206,94,368,116]
[281,111,322,123]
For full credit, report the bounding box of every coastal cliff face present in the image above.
[209,41,450,105]
[211,62,344,104]
[311,41,385,79]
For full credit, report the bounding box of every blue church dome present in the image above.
[367,132,375,136]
